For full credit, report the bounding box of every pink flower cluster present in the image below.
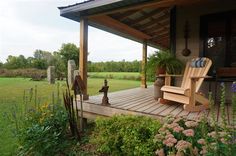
[182,129,195,137]
[200,146,207,155]
[167,122,179,129]
[155,148,164,156]
[207,131,216,138]
[197,139,206,145]
[166,122,184,133]
[175,140,192,151]
[163,134,177,147]
[185,120,198,127]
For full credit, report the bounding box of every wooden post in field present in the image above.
[141,41,147,88]
[79,18,89,100]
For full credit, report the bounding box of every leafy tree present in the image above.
[0,61,3,68]
[58,43,79,67]
[50,51,66,78]
[32,50,53,69]
[4,55,28,69]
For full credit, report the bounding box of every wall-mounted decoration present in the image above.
[182,20,191,56]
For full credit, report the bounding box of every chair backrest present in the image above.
[180,57,212,92]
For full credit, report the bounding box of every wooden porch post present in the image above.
[141,41,147,88]
[80,18,89,100]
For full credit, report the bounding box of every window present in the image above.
[200,10,236,75]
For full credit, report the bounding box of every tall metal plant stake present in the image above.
[72,75,86,132]
[63,78,80,140]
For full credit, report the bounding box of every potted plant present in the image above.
[146,50,183,80]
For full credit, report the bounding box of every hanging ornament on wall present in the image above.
[182,20,191,56]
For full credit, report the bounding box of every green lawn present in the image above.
[89,72,140,80]
[0,77,151,155]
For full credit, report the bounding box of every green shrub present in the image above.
[17,103,69,155]
[91,115,162,156]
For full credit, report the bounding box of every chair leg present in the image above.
[184,93,209,112]
[158,98,174,105]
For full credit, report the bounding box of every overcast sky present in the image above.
[0,0,157,63]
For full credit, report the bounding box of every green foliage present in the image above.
[4,55,28,69]
[17,103,69,155]
[88,60,141,72]
[50,52,66,79]
[91,115,162,156]
[205,83,236,156]
[59,43,79,67]
[146,50,183,81]
[0,61,3,68]
[0,77,143,154]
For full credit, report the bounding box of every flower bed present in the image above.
[154,115,235,156]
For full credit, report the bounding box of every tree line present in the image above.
[0,43,79,77]
[0,43,142,76]
[88,60,141,72]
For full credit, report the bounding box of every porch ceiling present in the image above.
[58,0,207,49]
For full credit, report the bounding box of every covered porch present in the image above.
[59,0,236,119]
[80,86,232,123]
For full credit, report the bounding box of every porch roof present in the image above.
[58,0,178,49]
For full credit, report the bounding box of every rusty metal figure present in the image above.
[99,79,110,105]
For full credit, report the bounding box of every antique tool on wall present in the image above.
[182,20,191,56]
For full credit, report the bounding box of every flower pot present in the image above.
[156,67,166,76]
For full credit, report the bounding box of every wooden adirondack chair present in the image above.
[159,57,212,112]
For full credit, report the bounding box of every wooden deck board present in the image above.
[122,98,154,110]
[79,86,231,123]
[169,106,184,117]
[151,104,172,115]
[159,104,180,116]
[143,103,163,113]
[135,102,157,112]
[129,100,155,111]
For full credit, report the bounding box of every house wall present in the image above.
[175,2,236,103]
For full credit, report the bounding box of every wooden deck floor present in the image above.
[80,86,232,123]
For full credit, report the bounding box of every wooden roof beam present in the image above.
[144,24,169,34]
[129,9,166,27]
[90,0,175,18]
[141,21,169,34]
[111,9,139,21]
[138,15,169,31]
[150,33,169,41]
[89,15,151,40]
[152,31,169,38]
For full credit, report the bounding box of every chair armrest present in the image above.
[190,75,212,79]
[158,74,183,77]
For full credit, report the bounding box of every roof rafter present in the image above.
[89,15,152,40]
[150,33,169,41]
[143,23,169,34]
[111,9,140,21]
[89,0,175,18]
[138,16,169,32]
[129,8,165,27]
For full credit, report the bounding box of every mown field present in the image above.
[89,72,140,80]
[0,74,151,155]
